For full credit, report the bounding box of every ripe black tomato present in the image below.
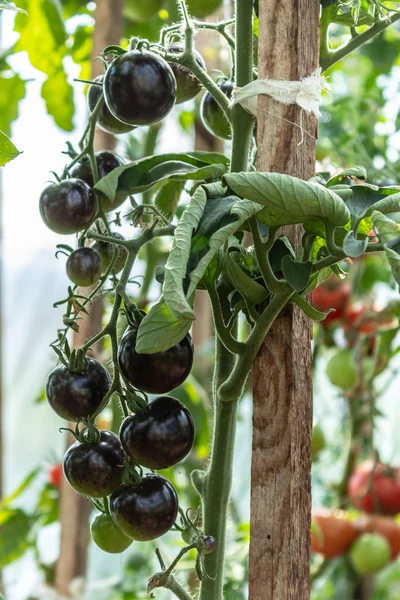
[71,151,128,213]
[200,80,233,140]
[167,44,206,104]
[66,247,102,287]
[88,75,135,135]
[93,232,127,275]
[118,327,193,394]
[39,179,96,235]
[46,358,111,421]
[91,513,133,553]
[63,431,125,498]
[120,396,195,469]
[110,474,178,541]
[103,50,177,126]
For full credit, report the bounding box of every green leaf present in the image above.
[0,0,27,13]
[333,9,374,26]
[224,172,350,227]
[135,298,192,354]
[343,230,368,257]
[293,293,333,321]
[367,192,400,218]
[222,252,268,304]
[303,267,332,295]
[0,130,20,166]
[94,152,230,200]
[281,256,313,292]
[1,469,39,507]
[327,165,367,185]
[384,248,400,291]
[327,184,353,201]
[346,185,400,220]
[41,68,74,131]
[0,74,26,136]
[154,180,185,219]
[0,509,30,568]
[372,210,400,243]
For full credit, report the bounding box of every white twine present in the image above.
[232,68,330,118]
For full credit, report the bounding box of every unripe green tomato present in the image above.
[91,513,133,554]
[186,0,223,18]
[311,424,326,460]
[349,533,391,574]
[124,0,164,22]
[200,80,233,140]
[181,527,194,544]
[93,233,127,275]
[326,349,357,390]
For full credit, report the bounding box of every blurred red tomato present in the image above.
[311,509,360,558]
[312,277,351,325]
[348,461,400,515]
[49,463,62,488]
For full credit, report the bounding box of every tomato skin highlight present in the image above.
[71,151,128,213]
[91,513,133,553]
[66,247,102,287]
[46,358,111,422]
[104,50,177,126]
[167,44,206,104]
[63,431,125,498]
[118,327,194,394]
[200,80,233,140]
[349,533,391,574]
[39,179,96,235]
[348,461,400,515]
[311,509,360,558]
[110,474,179,541]
[120,396,195,469]
[88,75,135,135]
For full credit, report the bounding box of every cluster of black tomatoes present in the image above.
[46,327,195,553]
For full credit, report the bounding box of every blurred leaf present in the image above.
[0,0,26,13]
[41,68,74,130]
[0,131,21,166]
[0,74,26,136]
[1,468,40,507]
[35,483,59,526]
[0,509,30,568]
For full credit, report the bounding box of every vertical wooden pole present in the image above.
[54,0,123,594]
[249,2,319,599]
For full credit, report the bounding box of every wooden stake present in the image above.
[54,0,123,594]
[249,2,319,599]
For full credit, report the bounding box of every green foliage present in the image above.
[0,130,20,166]
[0,74,26,136]
[0,508,30,568]
[0,0,26,13]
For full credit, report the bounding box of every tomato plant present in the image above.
[349,533,391,574]
[348,461,400,515]
[311,509,360,558]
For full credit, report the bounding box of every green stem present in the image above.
[164,577,194,600]
[249,217,291,293]
[321,13,400,72]
[207,283,244,354]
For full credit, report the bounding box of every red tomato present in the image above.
[348,461,400,515]
[311,509,360,558]
[312,277,351,326]
[356,514,400,559]
[49,463,63,488]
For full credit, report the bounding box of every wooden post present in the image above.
[54,0,123,594]
[249,2,319,599]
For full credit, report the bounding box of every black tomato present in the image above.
[204,535,217,554]
[71,151,128,213]
[200,80,233,140]
[46,358,111,421]
[91,513,133,553]
[167,44,206,104]
[120,396,195,469]
[118,327,194,394]
[66,247,102,287]
[63,430,125,498]
[39,179,96,235]
[110,474,178,541]
[103,50,177,126]
[93,232,127,275]
[88,75,135,135]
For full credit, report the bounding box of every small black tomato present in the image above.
[39,179,96,235]
[120,396,195,469]
[93,232,127,275]
[103,50,177,126]
[63,431,125,498]
[200,80,233,140]
[46,358,111,421]
[66,247,102,287]
[88,75,135,135]
[71,151,128,213]
[118,327,194,394]
[167,44,206,104]
[110,474,179,541]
